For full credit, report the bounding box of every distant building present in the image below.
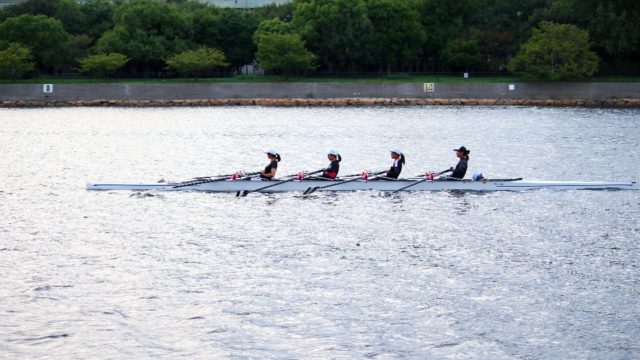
[0,0,292,8]
[203,0,291,8]
[0,0,21,7]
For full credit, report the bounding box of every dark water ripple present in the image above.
[0,106,639,359]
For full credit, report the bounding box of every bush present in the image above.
[78,53,129,77]
[256,33,316,79]
[0,43,34,80]
[165,47,229,78]
[508,21,599,80]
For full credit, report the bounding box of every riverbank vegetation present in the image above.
[0,0,639,81]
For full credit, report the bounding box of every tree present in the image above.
[78,53,129,77]
[292,0,374,72]
[253,2,297,22]
[78,0,115,42]
[366,0,425,74]
[587,3,640,70]
[185,6,222,49]
[215,9,260,71]
[0,14,71,72]
[0,43,34,79]
[256,33,316,79]
[508,21,599,80]
[0,0,85,35]
[441,38,482,71]
[253,18,293,44]
[467,0,547,71]
[417,0,486,71]
[165,47,228,78]
[94,0,191,72]
[540,0,640,72]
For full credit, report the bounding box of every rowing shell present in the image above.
[86,178,638,192]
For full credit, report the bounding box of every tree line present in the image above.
[0,0,639,80]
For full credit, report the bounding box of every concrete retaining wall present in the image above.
[1,82,639,107]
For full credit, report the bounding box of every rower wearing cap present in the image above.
[450,146,470,179]
[260,148,281,180]
[323,149,342,179]
[386,147,405,179]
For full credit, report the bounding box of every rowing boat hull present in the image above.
[86,179,638,192]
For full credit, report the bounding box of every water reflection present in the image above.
[0,106,638,359]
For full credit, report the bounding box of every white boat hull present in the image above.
[86,179,638,192]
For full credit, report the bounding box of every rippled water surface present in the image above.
[1,106,639,359]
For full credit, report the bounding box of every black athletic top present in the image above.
[451,158,468,179]
[323,160,340,178]
[386,159,403,179]
[261,160,278,179]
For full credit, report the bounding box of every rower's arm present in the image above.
[261,168,277,178]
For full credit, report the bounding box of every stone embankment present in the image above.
[2,98,640,107]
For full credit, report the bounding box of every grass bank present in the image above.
[3,74,639,85]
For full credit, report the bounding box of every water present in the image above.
[1,106,639,359]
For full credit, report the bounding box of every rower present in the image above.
[385,147,405,179]
[322,149,341,179]
[450,146,470,179]
[260,148,281,180]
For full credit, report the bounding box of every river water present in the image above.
[1,106,639,359]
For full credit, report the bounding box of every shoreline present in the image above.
[2,98,640,108]
[1,82,639,108]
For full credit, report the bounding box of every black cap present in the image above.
[453,146,468,152]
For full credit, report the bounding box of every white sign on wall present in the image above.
[508,84,516,91]
[423,83,435,92]
[463,72,469,78]
[43,84,53,93]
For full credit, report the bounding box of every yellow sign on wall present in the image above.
[423,83,435,92]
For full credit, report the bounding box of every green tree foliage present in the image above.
[467,0,546,71]
[165,47,229,78]
[441,38,482,71]
[215,9,260,71]
[185,5,222,49]
[0,14,70,72]
[78,0,115,42]
[0,0,85,34]
[253,18,293,44]
[78,53,129,77]
[95,0,191,71]
[255,33,316,79]
[0,42,34,79]
[508,21,599,80]
[417,0,485,70]
[366,0,425,74]
[541,0,640,71]
[253,2,297,22]
[293,0,374,72]
[588,3,639,70]
[0,0,639,78]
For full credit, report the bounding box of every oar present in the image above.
[174,171,259,189]
[193,171,259,180]
[303,170,386,195]
[389,168,453,194]
[236,169,325,197]
[192,172,239,180]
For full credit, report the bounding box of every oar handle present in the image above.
[322,170,386,187]
[243,169,324,195]
[195,171,259,180]
[391,169,452,193]
[438,168,453,175]
[303,170,388,195]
